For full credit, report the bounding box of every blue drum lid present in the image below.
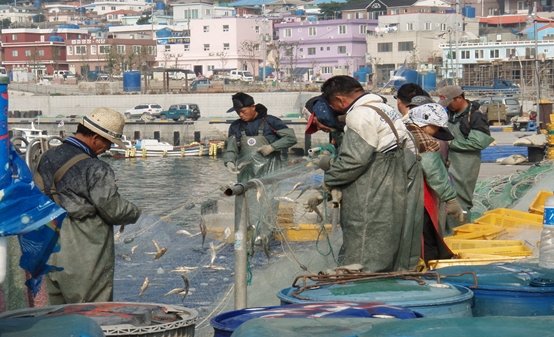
[437,261,554,292]
[278,279,472,307]
[211,302,420,332]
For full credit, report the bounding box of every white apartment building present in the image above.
[88,0,153,16]
[0,5,35,24]
[172,2,234,23]
[155,17,272,78]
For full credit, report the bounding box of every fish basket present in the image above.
[274,224,332,242]
[528,190,554,215]
[444,238,528,250]
[451,245,532,257]
[475,211,542,230]
[450,223,506,239]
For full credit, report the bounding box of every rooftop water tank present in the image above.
[462,5,476,18]
[123,71,141,92]
[155,1,165,10]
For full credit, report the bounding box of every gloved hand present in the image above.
[330,189,342,208]
[445,198,465,223]
[257,145,275,156]
[317,154,332,171]
[225,162,237,174]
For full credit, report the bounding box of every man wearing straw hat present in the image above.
[35,107,141,304]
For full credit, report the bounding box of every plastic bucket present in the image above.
[0,302,198,337]
[277,279,473,318]
[210,302,421,337]
[123,71,141,92]
[0,314,104,337]
[437,261,554,316]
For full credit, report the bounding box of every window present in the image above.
[133,45,141,53]
[223,43,229,50]
[223,25,229,32]
[38,49,44,56]
[255,26,260,33]
[425,22,432,30]
[308,47,316,55]
[204,44,210,51]
[308,26,316,36]
[440,23,447,31]
[184,9,199,19]
[377,42,392,52]
[75,45,87,55]
[12,50,18,57]
[337,46,346,54]
[91,45,97,55]
[11,34,16,40]
[359,25,367,34]
[67,46,73,55]
[517,1,528,10]
[474,49,483,59]
[203,25,209,32]
[208,65,214,71]
[321,66,332,74]
[99,45,110,54]
[356,12,364,19]
[165,45,171,51]
[320,47,324,51]
[24,49,31,57]
[338,25,346,34]
[489,49,499,58]
[406,22,414,31]
[284,28,292,37]
[184,44,190,51]
[398,41,413,51]
[117,45,125,54]
[461,50,470,59]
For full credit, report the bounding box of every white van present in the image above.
[228,70,254,82]
[53,70,75,79]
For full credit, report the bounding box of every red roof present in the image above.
[479,15,529,25]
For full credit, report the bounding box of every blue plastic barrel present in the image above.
[418,71,436,91]
[277,279,473,318]
[123,71,141,92]
[211,302,421,337]
[0,314,104,337]
[438,262,554,316]
[393,68,418,90]
[155,1,165,9]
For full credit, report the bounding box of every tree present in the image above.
[318,3,343,19]
[136,14,151,25]
[239,40,260,74]
[0,18,11,29]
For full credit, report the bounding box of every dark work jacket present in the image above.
[227,104,288,144]
[447,100,491,138]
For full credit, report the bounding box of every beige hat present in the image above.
[81,107,126,148]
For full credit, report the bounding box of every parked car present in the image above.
[478,97,522,120]
[125,103,163,119]
[227,70,254,82]
[53,70,76,79]
[189,79,211,91]
[168,71,195,80]
[160,104,201,121]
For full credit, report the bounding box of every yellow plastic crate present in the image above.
[450,223,506,239]
[475,212,542,229]
[444,238,526,250]
[451,245,532,257]
[427,256,525,270]
[529,190,554,215]
[274,224,332,242]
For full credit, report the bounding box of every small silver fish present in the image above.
[139,277,149,296]
[171,266,198,273]
[152,240,167,260]
[164,274,190,299]
[199,218,207,247]
[131,245,139,255]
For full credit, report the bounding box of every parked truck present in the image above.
[461,79,520,95]
[160,103,201,121]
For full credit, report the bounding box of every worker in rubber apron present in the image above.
[317,76,417,272]
[223,92,297,182]
[438,85,494,225]
[35,108,141,304]
[404,100,465,262]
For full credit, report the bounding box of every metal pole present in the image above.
[533,2,541,131]
[234,192,247,309]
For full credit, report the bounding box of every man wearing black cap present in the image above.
[222,92,297,182]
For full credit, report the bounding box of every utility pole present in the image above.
[532,1,541,131]
[454,1,460,84]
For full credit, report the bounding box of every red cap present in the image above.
[305,113,318,134]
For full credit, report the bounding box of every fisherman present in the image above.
[222,92,297,182]
[35,107,141,304]
[405,100,464,262]
[395,83,431,116]
[438,85,494,221]
[303,95,345,148]
[317,75,417,272]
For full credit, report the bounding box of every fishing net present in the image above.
[471,161,554,221]
[109,155,341,337]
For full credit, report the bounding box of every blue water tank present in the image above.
[393,67,418,90]
[438,262,554,316]
[294,9,305,15]
[155,1,165,10]
[462,5,476,18]
[156,28,172,38]
[48,35,63,42]
[354,66,372,83]
[278,278,474,318]
[123,71,141,92]
[33,0,41,8]
[258,66,273,80]
[417,71,436,91]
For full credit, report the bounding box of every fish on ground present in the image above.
[139,277,150,296]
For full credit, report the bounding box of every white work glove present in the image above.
[316,154,332,171]
[445,198,465,223]
[225,162,237,174]
[257,145,275,156]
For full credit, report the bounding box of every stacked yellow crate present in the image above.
[547,114,554,159]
